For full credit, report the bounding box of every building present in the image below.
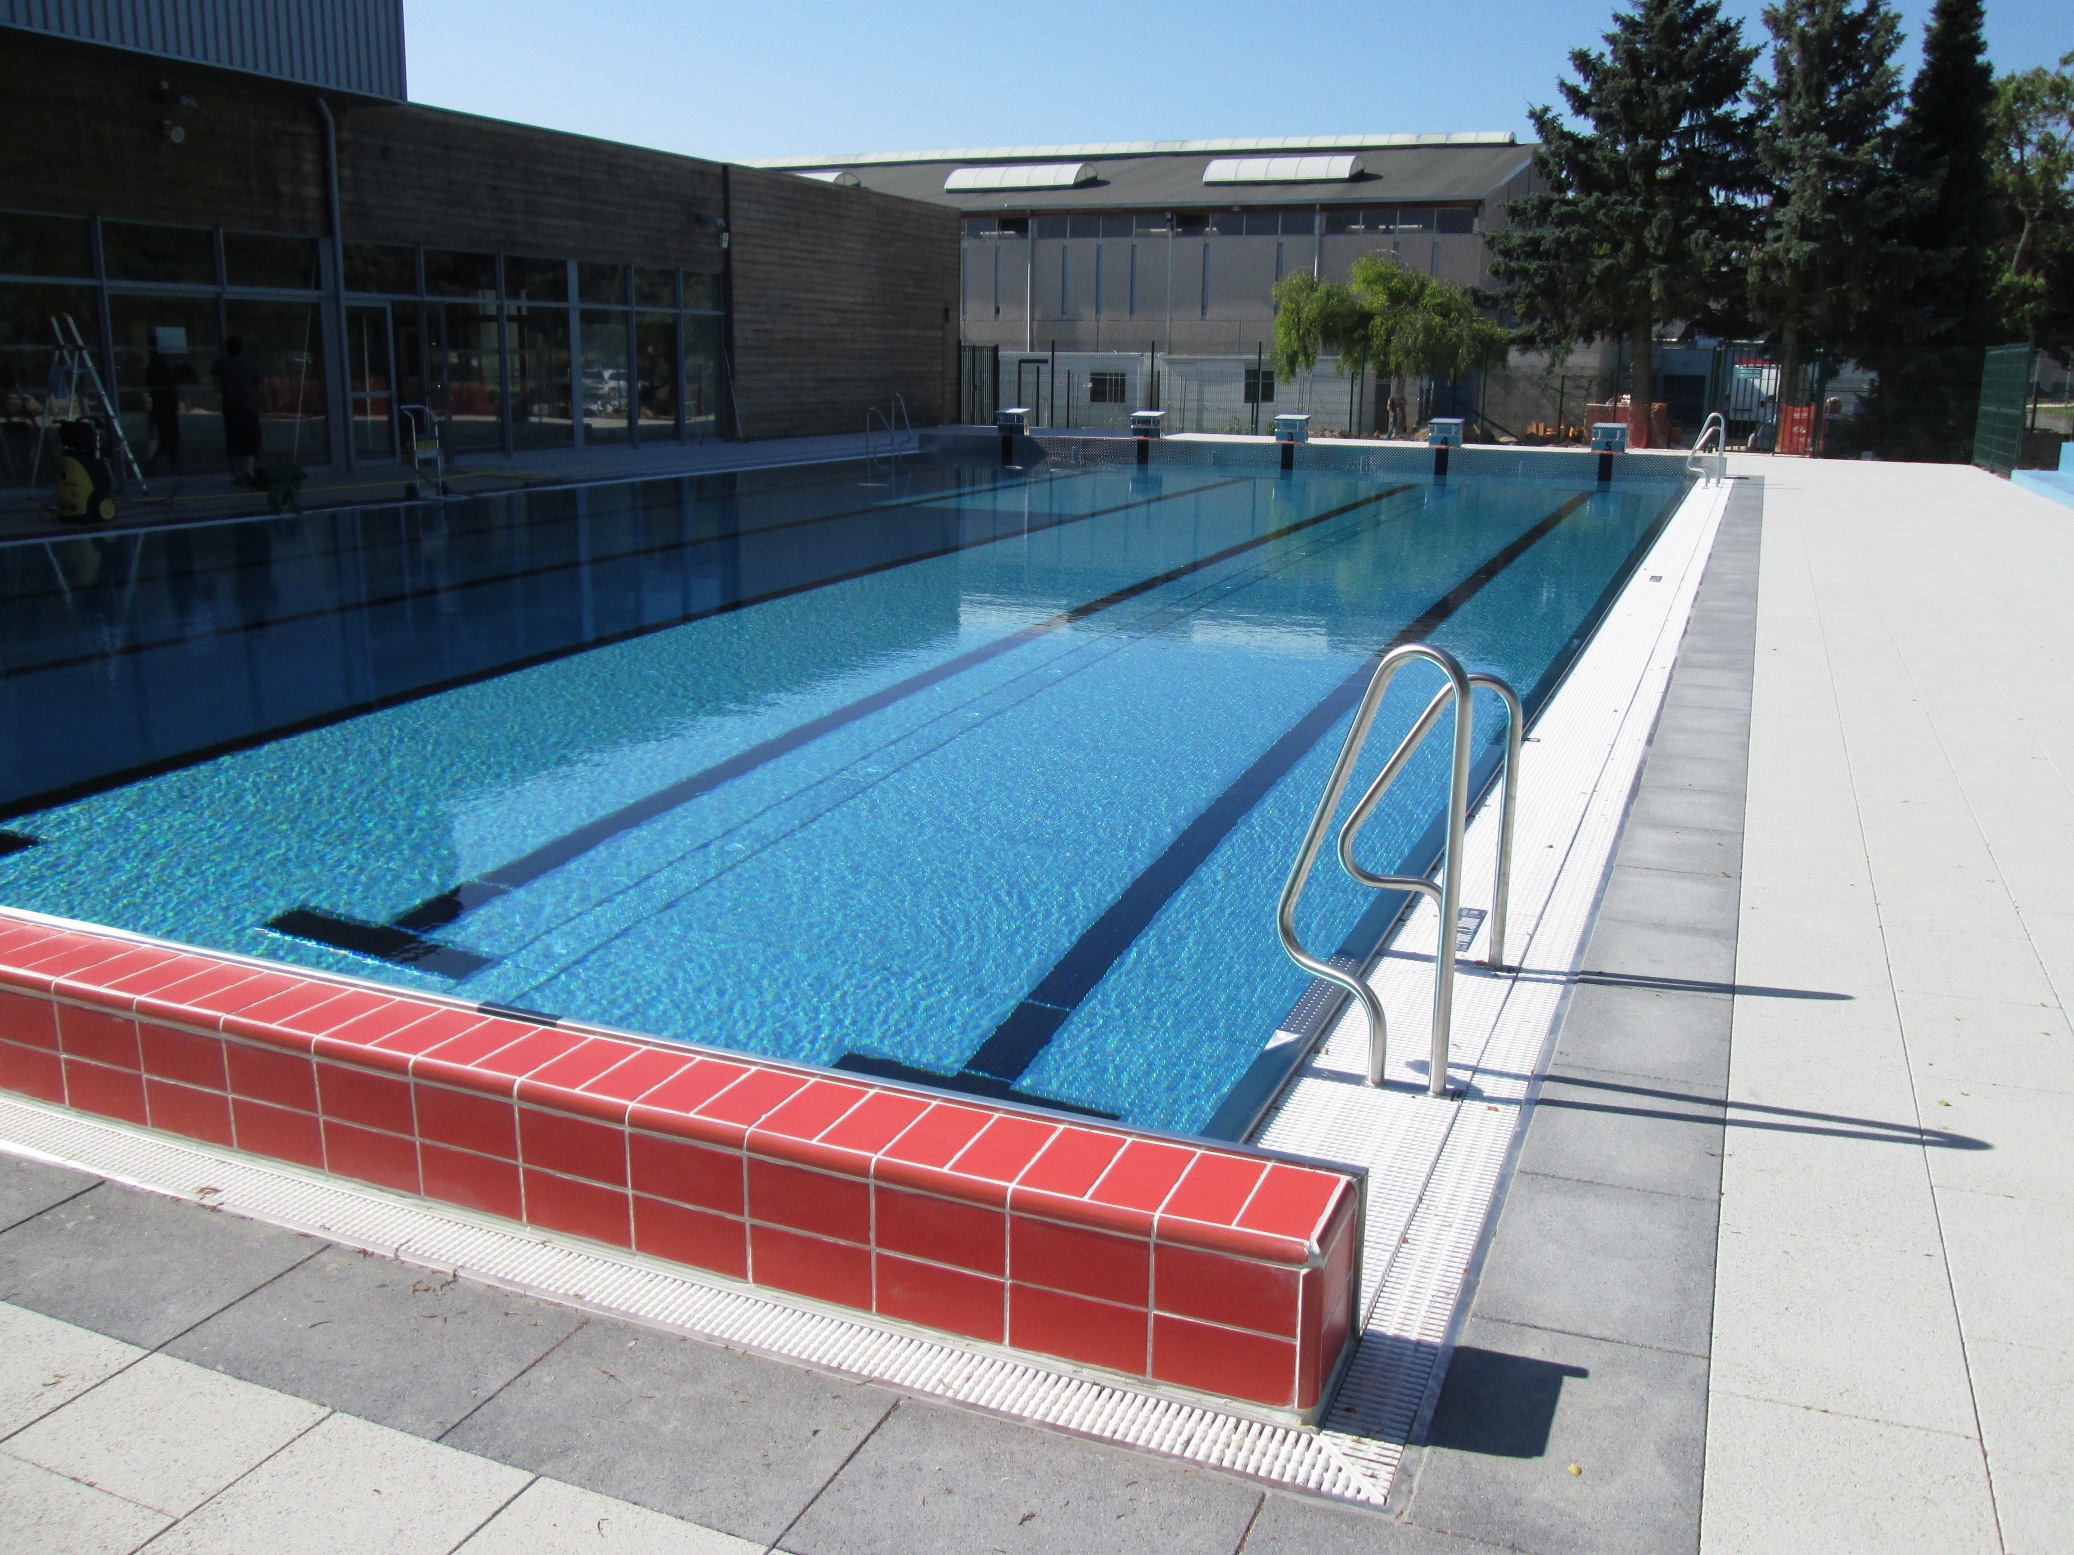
[0,2,958,483]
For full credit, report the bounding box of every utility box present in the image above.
[1590,421,1629,452]
[1131,410,1166,437]
[1273,414,1310,443]
[997,407,1030,433]
[1428,418,1464,447]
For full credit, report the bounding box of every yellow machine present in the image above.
[54,420,116,523]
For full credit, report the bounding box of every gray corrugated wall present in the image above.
[1,0,405,99]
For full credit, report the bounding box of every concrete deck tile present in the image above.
[459,1476,761,1554]
[1934,1185,2074,1351]
[1512,1068,1724,1202]
[1595,865,1745,936]
[167,1246,587,1438]
[4,1351,326,1516]
[1649,703,1751,746]
[1956,1336,2074,1553]
[1879,924,2058,1009]
[1603,818,1740,879]
[145,1410,530,1555]
[1896,990,2074,1095]
[0,1183,318,1347]
[442,1314,895,1546]
[1716,1131,1950,1254]
[1239,1493,1498,1553]
[0,1299,143,1435]
[1412,1317,1708,1555]
[1921,1079,2074,1206]
[0,1153,97,1233]
[775,1398,1261,1555]
[0,1450,170,1555]
[1467,1172,1718,1357]
[1551,982,1730,1092]
[1699,1391,1997,1555]
[1575,916,1739,990]
[1625,782,1748,836]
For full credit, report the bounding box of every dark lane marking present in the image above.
[832,1054,1120,1119]
[0,474,1243,825]
[2,467,1099,682]
[0,831,37,858]
[270,482,1415,969]
[956,491,1595,1086]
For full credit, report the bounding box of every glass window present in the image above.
[1066,215,1102,240]
[963,217,997,239]
[579,262,627,306]
[102,221,216,285]
[344,305,393,459]
[1243,211,1280,237]
[1088,371,1126,404]
[107,293,221,473]
[683,272,722,311]
[509,305,572,448]
[424,249,495,298]
[634,268,676,308]
[1172,213,1208,237]
[1395,208,1436,232]
[431,301,501,451]
[222,299,329,465]
[2,283,99,476]
[1210,212,1245,237]
[635,312,676,431]
[1322,209,1360,235]
[1243,367,1275,405]
[1437,206,1478,235]
[1134,213,1170,235]
[1100,214,1134,239]
[1031,215,1068,240]
[506,256,567,303]
[0,212,92,278]
[579,307,629,442]
[225,231,319,290]
[1281,211,1316,236]
[683,313,722,437]
[344,242,415,294]
[996,216,1028,238]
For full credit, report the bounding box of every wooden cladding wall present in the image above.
[729,167,960,437]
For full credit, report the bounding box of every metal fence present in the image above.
[1973,343,2032,477]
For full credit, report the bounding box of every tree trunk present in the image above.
[1629,317,1654,450]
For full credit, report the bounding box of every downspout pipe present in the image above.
[316,97,353,471]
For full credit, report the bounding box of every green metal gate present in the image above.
[1973,343,2033,476]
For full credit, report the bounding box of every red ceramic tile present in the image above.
[1159,1153,1267,1230]
[519,1105,628,1187]
[1237,1164,1349,1245]
[693,1068,810,1141]
[1008,1215,1149,1307]
[516,1039,643,1106]
[317,1000,444,1054]
[98,953,223,1003]
[421,1142,524,1221]
[628,1130,743,1216]
[1010,1285,1149,1376]
[224,1041,318,1111]
[0,990,58,1051]
[274,988,399,1038]
[415,1082,518,1160]
[56,1004,139,1070]
[875,1253,1004,1343]
[469,1028,588,1085]
[133,965,270,1026]
[522,1167,631,1248]
[137,1023,227,1091]
[1308,1275,1355,1411]
[63,1058,147,1125]
[627,1058,752,1126]
[876,1188,1004,1276]
[316,1061,415,1136]
[232,1097,325,1169]
[1087,1140,1194,1220]
[816,1089,932,1158]
[747,1158,869,1244]
[220,983,353,1042]
[1153,1244,1300,1339]
[749,1224,872,1310]
[323,1119,421,1195]
[577,1047,696,1106]
[1154,1218,1312,1265]
[0,920,59,957]
[145,1079,234,1147]
[751,1080,870,1147]
[879,1102,992,1171]
[1151,1314,1297,1409]
[945,1115,1058,1201]
[633,1195,748,1279]
[8,936,135,989]
[52,946,175,998]
[368,1006,484,1056]
[0,1038,65,1103]
[1012,1126,1126,1202]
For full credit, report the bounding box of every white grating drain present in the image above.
[0,477,1730,1508]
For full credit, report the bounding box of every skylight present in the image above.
[944,163,1097,193]
[1202,154,1364,185]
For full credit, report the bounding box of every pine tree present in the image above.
[1489,0,1760,446]
[1747,0,1910,400]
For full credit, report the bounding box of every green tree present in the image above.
[1747,0,1911,399]
[1991,52,2074,338]
[1488,0,1760,446]
[1272,258,1508,436]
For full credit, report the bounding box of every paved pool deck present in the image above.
[2,454,2070,1551]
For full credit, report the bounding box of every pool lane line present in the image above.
[0,464,1100,682]
[951,489,1596,1090]
[265,482,1418,970]
[0,472,1243,827]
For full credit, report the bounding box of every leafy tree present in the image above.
[1272,258,1508,436]
[1488,0,1760,446]
[1991,52,2074,340]
[1747,0,1912,398]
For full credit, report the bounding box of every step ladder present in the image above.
[36,314,146,496]
[1277,642,1521,1094]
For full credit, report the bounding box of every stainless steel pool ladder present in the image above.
[400,404,446,494]
[1686,412,1728,483]
[1276,643,1521,1094]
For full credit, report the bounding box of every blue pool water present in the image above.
[0,448,1686,1133]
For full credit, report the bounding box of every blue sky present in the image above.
[403,1,2069,163]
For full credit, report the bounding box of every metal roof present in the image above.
[751,131,1514,168]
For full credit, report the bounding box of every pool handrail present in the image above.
[1276,642,1520,1094]
[1686,413,1727,483]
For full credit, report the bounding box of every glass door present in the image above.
[345,304,395,459]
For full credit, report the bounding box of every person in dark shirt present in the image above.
[144,345,197,475]
[210,335,264,482]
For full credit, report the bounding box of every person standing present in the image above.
[210,335,263,482]
[144,342,196,475]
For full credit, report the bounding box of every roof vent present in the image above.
[795,169,862,186]
[945,163,1097,193]
[1203,154,1364,185]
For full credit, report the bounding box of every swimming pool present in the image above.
[0,447,1686,1135]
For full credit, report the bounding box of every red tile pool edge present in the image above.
[0,912,1364,1420]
